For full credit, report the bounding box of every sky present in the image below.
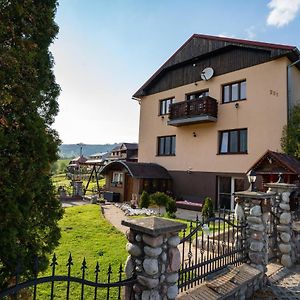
[51,0,300,144]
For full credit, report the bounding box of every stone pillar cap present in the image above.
[122,217,187,237]
[234,190,275,199]
[264,182,297,189]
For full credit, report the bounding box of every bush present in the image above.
[166,199,177,218]
[150,192,170,207]
[139,191,150,208]
[150,192,177,217]
[201,197,214,221]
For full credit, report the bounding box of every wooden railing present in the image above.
[169,96,218,121]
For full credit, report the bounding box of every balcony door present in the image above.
[218,176,244,211]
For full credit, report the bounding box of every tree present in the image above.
[201,197,214,222]
[281,105,300,159]
[139,191,150,209]
[0,0,63,287]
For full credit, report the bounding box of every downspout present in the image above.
[287,57,300,122]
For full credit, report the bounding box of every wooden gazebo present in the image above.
[248,150,300,189]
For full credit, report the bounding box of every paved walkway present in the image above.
[253,264,300,299]
[101,203,129,234]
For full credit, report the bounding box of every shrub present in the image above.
[139,191,150,208]
[166,199,177,218]
[201,197,214,221]
[150,192,170,207]
[150,192,177,217]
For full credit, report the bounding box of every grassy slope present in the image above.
[37,205,127,299]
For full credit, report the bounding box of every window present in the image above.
[222,80,246,103]
[186,90,209,101]
[159,98,174,115]
[219,129,247,154]
[112,172,123,183]
[157,135,176,156]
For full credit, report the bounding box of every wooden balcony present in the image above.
[167,96,218,127]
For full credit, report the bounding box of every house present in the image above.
[101,142,172,202]
[107,143,138,162]
[100,161,172,202]
[133,34,300,210]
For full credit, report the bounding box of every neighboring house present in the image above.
[133,34,300,210]
[107,143,138,162]
[100,161,171,202]
[85,152,109,166]
[67,155,88,180]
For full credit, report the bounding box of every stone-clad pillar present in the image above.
[122,217,186,300]
[265,182,297,267]
[234,191,275,273]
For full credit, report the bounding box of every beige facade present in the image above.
[138,57,300,175]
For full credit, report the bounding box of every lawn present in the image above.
[37,204,128,299]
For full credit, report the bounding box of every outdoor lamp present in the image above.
[202,224,210,237]
[247,170,257,192]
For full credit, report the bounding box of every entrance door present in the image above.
[124,174,133,202]
[218,177,244,210]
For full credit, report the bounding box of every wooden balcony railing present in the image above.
[168,96,218,126]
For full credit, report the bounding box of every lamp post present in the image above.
[247,170,257,192]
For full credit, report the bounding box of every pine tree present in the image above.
[0,0,63,287]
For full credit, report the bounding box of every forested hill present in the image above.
[59,143,119,158]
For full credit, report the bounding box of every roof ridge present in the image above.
[192,33,295,50]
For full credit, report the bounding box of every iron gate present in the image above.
[178,211,248,292]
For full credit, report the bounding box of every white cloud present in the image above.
[245,26,256,39]
[217,33,236,38]
[267,0,300,27]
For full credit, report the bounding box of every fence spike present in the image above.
[34,257,39,277]
[81,257,87,271]
[119,263,123,274]
[15,260,21,285]
[50,253,58,267]
[66,253,73,267]
[95,261,100,274]
[107,264,112,275]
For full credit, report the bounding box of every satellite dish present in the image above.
[200,67,214,81]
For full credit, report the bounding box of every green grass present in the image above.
[37,205,128,299]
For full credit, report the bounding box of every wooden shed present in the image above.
[100,161,172,202]
[249,150,300,189]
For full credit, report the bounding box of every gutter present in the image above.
[132,96,141,105]
[287,57,300,121]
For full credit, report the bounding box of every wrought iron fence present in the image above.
[0,253,136,300]
[178,211,248,292]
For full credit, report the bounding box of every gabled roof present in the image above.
[121,143,138,150]
[133,34,300,97]
[100,161,171,179]
[248,150,300,175]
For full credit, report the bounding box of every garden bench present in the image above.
[177,263,262,300]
